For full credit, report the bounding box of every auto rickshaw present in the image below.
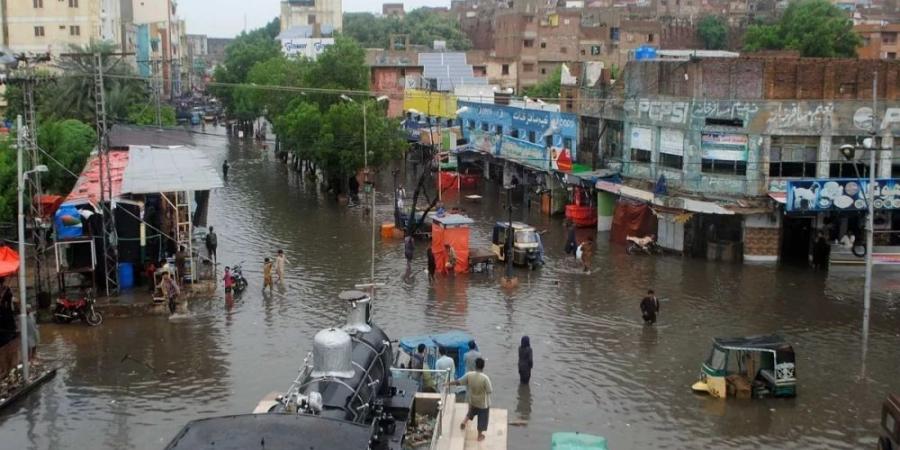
[691,335,797,399]
[877,394,900,450]
[491,221,541,269]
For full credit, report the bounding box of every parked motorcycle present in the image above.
[231,263,248,293]
[54,290,103,326]
[626,235,663,255]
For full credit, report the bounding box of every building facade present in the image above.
[580,56,900,263]
[131,0,187,97]
[1,0,123,55]
[857,23,900,59]
[280,0,342,34]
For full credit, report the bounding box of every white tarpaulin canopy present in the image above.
[121,146,223,194]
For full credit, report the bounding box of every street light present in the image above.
[17,113,47,383]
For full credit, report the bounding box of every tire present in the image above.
[852,242,867,258]
[85,309,103,326]
[626,243,637,255]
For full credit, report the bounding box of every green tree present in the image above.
[211,18,282,114]
[743,0,862,57]
[342,9,471,50]
[276,101,322,162]
[697,16,728,50]
[524,66,562,101]
[127,104,177,126]
[0,138,16,222]
[45,41,148,125]
[36,119,97,195]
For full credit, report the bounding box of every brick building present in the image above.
[580,56,900,263]
[857,23,900,59]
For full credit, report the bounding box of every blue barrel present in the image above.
[54,204,83,239]
[118,263,135,289]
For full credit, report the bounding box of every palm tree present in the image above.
[48,40,148,126]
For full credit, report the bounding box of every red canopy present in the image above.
[0,246,20,277]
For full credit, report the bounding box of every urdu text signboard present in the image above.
[701,132,748,161]
[786,178,900,212]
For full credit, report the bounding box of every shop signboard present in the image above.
[786,178,900,212]
[659,128,684,156]
[499,137,547,170]
[701,132,747,161]
[631,126,653,150]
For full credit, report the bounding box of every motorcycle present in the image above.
[626,235,663,255]
[231,262,248,293]
[54,290,103,326]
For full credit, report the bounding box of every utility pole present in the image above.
[94,52,119,297]
[16,115,29,383]
[861,70,878,378]
[154,58,162,128]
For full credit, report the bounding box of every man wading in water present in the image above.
[640,289,660,325]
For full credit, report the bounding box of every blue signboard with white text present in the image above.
[457,101,578,171]
[786,178,900,212]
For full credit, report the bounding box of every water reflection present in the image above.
[0,127,899,450]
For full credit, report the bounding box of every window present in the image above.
[648,33,654,43]
[511,129,519,139]
[501,64,509,75]
[69,0,78,7]
[528,130,536,143]
[560,46,568,54]
[70,25,80,36]
[544,135,553,148]
[34,26,45,37]
[631,148,651,163]
[541,67,546,75]
[890,52,897,60]
[540,42,547,49]
[580,48,586,55]
[830,136,871,178]
[481,122,489,132]
[308,14,316,25]
[769,136,818,178]
[660,153,683,169]
[523,63,534,72]
[467,120,475,130]
[883,32,897,44]
[495,125,503,135]
[702,159,747,176]
[524,39,534,48]
[33,0,43,8]
[563,137,572,149]
[610,27,620,41]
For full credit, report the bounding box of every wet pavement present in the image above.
[2,127,900,449]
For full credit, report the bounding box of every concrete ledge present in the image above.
[743,255,778,263]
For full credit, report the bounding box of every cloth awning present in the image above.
[121,146,223,194]
[0,246,20,277]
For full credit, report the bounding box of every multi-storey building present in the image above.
[857,23,900,59]
[132,0,188,97]
[1,0,123,55]
[280,0,342,34]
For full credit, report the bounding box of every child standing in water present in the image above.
[262,258,274,291]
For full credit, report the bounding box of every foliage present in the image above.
[211,18,282,114]
[46,41,148,124]
[303,36,369,111]
[276,102,321,162]
[36,120,96,195]
[697,16,728,50]
[524,66,562,101]
[343,9,471,50]
[743,0,862,57]
[0,138,16,223]
[127,104,176,127]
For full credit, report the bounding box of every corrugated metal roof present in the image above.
[120,146,223,194]
[109,125,195,149]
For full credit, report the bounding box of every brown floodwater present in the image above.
[2,128,900,449]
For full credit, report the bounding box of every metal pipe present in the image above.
[16,115,29,382]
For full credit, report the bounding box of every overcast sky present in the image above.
[179,0,450,38]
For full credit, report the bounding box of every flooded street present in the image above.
[3,128,900,449]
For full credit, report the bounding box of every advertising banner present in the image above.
[281,38,334,59]
[786,178,900,212]
[631,126,653,150]
[701,132,748,161]
[659,128,684,156]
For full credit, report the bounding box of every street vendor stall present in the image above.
[431,214,472,275]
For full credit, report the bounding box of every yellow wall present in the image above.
[5,0,102,54]
[403,89,458,119]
